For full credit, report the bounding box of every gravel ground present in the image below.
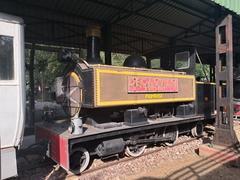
[127,153,240,180]
[71,136,202,180]
[16,135,201,180]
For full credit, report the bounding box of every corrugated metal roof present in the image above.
[0,0,239,55]
[212,0,240,15]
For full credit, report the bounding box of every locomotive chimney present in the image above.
[86,25,102,64]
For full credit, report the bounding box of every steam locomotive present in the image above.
[36,26,215,174]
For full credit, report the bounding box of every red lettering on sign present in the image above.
[128,76,178,93]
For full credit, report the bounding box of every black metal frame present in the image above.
[213,15,237,146]
[69,116,213,145]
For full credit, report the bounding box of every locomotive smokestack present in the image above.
[86,25,102,64]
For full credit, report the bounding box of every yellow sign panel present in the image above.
[144,94,163,99]
[95,68,196,107]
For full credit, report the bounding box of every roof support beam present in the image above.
[108,1,133,22]
[57,23,84,37]
[86,0,214,39]
[173,0,215,22]
[112,35,141,53]
[25,43,81,53]
[136,12,214,39]
[177,29,214,40]
[113,31,169,45]
[161,0,215,23]
[172,18,213,40]
[111,0,158,24]
[3,0,103,23]
[112,39,140,47]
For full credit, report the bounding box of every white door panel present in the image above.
[0,16,25,148]
[0,86,18,147]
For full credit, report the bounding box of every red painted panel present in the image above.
[234,102,240,115]
[35,126,69,169]
[128,76,178,93]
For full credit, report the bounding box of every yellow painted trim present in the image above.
[193,78,196,100]
[90,64,186,74]
[96,68,196,107]
[96,69,100,106]
[96,69,194,79]
[196,81,216,85]
[69,71,80,83]
[98,98,195,106]
[69,71,82,104]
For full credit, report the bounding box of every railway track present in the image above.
[70,136,201,178]
[17,135,206,179]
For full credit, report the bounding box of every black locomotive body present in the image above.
[36,26,216,174]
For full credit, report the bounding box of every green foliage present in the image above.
[196,63,210,80]
[111,53,129,66]
[36,50,64,85]
[150,59,160,69]
[25,49,65,100]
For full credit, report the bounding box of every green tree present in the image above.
[112,53,129,66]
[196,63,210,81]
[25,49,65,101]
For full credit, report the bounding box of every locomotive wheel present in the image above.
[163,126,179,146]
[191,121,204,137]
[125,145,146,157]
[70,147,90,174]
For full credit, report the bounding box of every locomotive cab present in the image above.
[147,46,196,74]
[147,46,216,119]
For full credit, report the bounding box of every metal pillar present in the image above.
[213,15,237,146]
[146,57,151,68]
[29,44,35,128]
[103,24,112,65]
[210,65,215,82]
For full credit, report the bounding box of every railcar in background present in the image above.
[0,13,25,179]
[233,67,240,120]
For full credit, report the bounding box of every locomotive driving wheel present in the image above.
[191,121,204,137]
[62,71,82,117]
[163,126,179,146]
[125,145,146,157]
[70,147,90,174]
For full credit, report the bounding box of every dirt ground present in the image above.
[126,153,240,180]
[126,122,240,180]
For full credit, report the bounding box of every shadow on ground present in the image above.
[136,124,240,180]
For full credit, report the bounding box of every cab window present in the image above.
[0,35,14,80]
[151,58,161,69]
[175,51,190,70]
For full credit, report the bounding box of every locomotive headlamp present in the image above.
[62,71,82,117]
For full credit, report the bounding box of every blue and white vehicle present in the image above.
[0,13,25,179]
